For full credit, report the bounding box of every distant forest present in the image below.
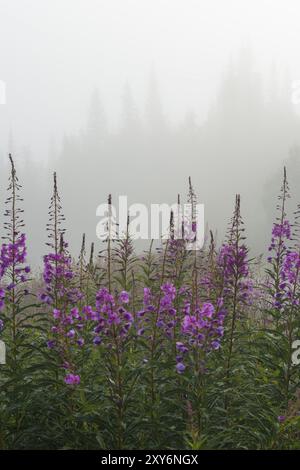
[1,49,300,263]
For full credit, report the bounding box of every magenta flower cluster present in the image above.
[40,226,233,384]
[91,288,133,345]
[64,373,81,385]
[267,220,291,264]
[0,234,27,276]
[48,306,86,349]
[136,283,178,339]
[40,250,83,306]
[266,219,300,309]
[272,221,291,240]
[41,248,87,384]
[274,249,300,309]
[0,234,30,311]
[176,298,226,373]
[135,282,226,374]
[217,243,253,303]
[43,266,134,384]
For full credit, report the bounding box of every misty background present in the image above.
[1,0,300,264]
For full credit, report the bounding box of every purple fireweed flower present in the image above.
[53,308,61,319]
[180,300,227,373]
[161,282,176,302]
[119,291,130,304]
[0,319,4,331]
[96,288,114,306]
[176,362,186,374]
[176,342,189,354]
[272,221,291,239]
[41,251,82,306]
[218,244,249,278]
[66,329,75,339]
[201,302,214,318]
[123,311,133,322]
[278,415,286,423]
[217,243,253,306]
[143,288,152,306]
[70,307,80,318]
[64,374,80,385]
[0,234,30,309]
[271,250,300,310]
[92,288,133,343]
[267,220,291,266]
[183,302,191,315]
[82,305,97,320]
[266,216,300,310]
[0,234,27,278]
[139,283,178,339]
[93,336,102,346]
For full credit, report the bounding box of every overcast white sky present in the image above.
[1,0,300,159]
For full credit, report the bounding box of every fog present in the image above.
[1,0,300,264]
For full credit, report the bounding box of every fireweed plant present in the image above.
[1,157,300,449]
[0,155,37,449]
[262,168,300,446]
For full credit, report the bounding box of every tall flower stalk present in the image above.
[217,195,252,406]
[1,155,30,362]
[265,168,298,407]
[266,167,291,317]
[91,287,133,448]
[46,172,66,309]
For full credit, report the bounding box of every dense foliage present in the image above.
[0,156,300,450]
